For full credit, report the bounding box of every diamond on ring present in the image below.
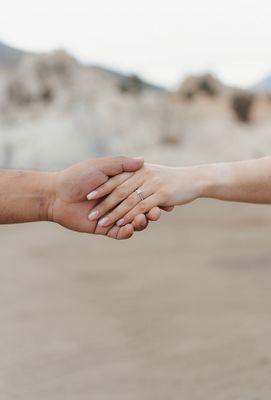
[135,188,144,201]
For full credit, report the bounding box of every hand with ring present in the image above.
[86,163,204,228]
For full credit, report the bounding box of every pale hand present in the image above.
[87,163,202,227]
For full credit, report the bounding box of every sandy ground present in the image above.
[1,200,271,399]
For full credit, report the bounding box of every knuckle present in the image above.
[96,187,105,197]
[114,155,125,164]
[144,169,152,179]
[144,165,155,177]
[113,174,123,183]
[125,196,135,208]
[97,202,108,213]
[158,187,167,198]
[138,202,147,212]
[153,176,161,186]
[114,186,126,198]
[123,172,133,181]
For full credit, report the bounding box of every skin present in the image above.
[0,156,167,240]
[87,157,271,227]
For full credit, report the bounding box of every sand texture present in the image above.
[1,200,271,399]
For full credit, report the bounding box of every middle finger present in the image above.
[88,174,143,221]
[98,185,154,227]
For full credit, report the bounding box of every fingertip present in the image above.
[105,225,119,239]
[118,224,134,240]
[116,218,124,227]
[88,210,99,221]
[133,214,148,231]
[146,206,161,221]
[161,206,174,212]
[86,190,98,200]
[123,157,144,172]
[133,156,144,162]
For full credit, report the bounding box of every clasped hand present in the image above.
[86,163,200,229]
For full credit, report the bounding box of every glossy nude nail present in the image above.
[87,190,98,200]
[116,219,124,227]
[98,217,110,227]
[88,210,99,220]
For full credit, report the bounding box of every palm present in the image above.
[53,196,97,233]
[52,162,108,233]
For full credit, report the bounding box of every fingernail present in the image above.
[133,157,144,161]
[116,219,124,227]
[98,217,109,227]
[88,210,99,221]
[87,190,97,200]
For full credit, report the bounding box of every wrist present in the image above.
[0,170,58,224]
[39,172,58,222]
[195,163,232,199]
[167,165,208,205]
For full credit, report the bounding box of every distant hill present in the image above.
[89,64,164,91]
[0,40,163,92]
[0,41,29,69]
[255,75,271,91]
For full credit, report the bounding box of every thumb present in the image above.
[122,157,144,172]
[97,156,144,176]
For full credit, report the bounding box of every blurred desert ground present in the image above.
[1,41,271,399]
[1,202,271,399]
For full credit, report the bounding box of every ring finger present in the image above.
[97,185,154,227]
[117,194,160,226]
[88,174,143,222]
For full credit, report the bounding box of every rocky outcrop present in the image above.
[178,73,223,100]
[0,48,271,170]
[0,51,183,169]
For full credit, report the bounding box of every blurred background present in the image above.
[1,1,271,399]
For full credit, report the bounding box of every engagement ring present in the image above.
[135,188,144,201]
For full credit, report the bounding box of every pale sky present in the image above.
[0,0,270,88]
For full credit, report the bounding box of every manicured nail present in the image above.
[116,219,124,227]
[88,210,99,221]
[98,217,110,227]
[87,190,97,200]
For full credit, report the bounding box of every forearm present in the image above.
[0,170,55,224]
[197,157,271,204]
